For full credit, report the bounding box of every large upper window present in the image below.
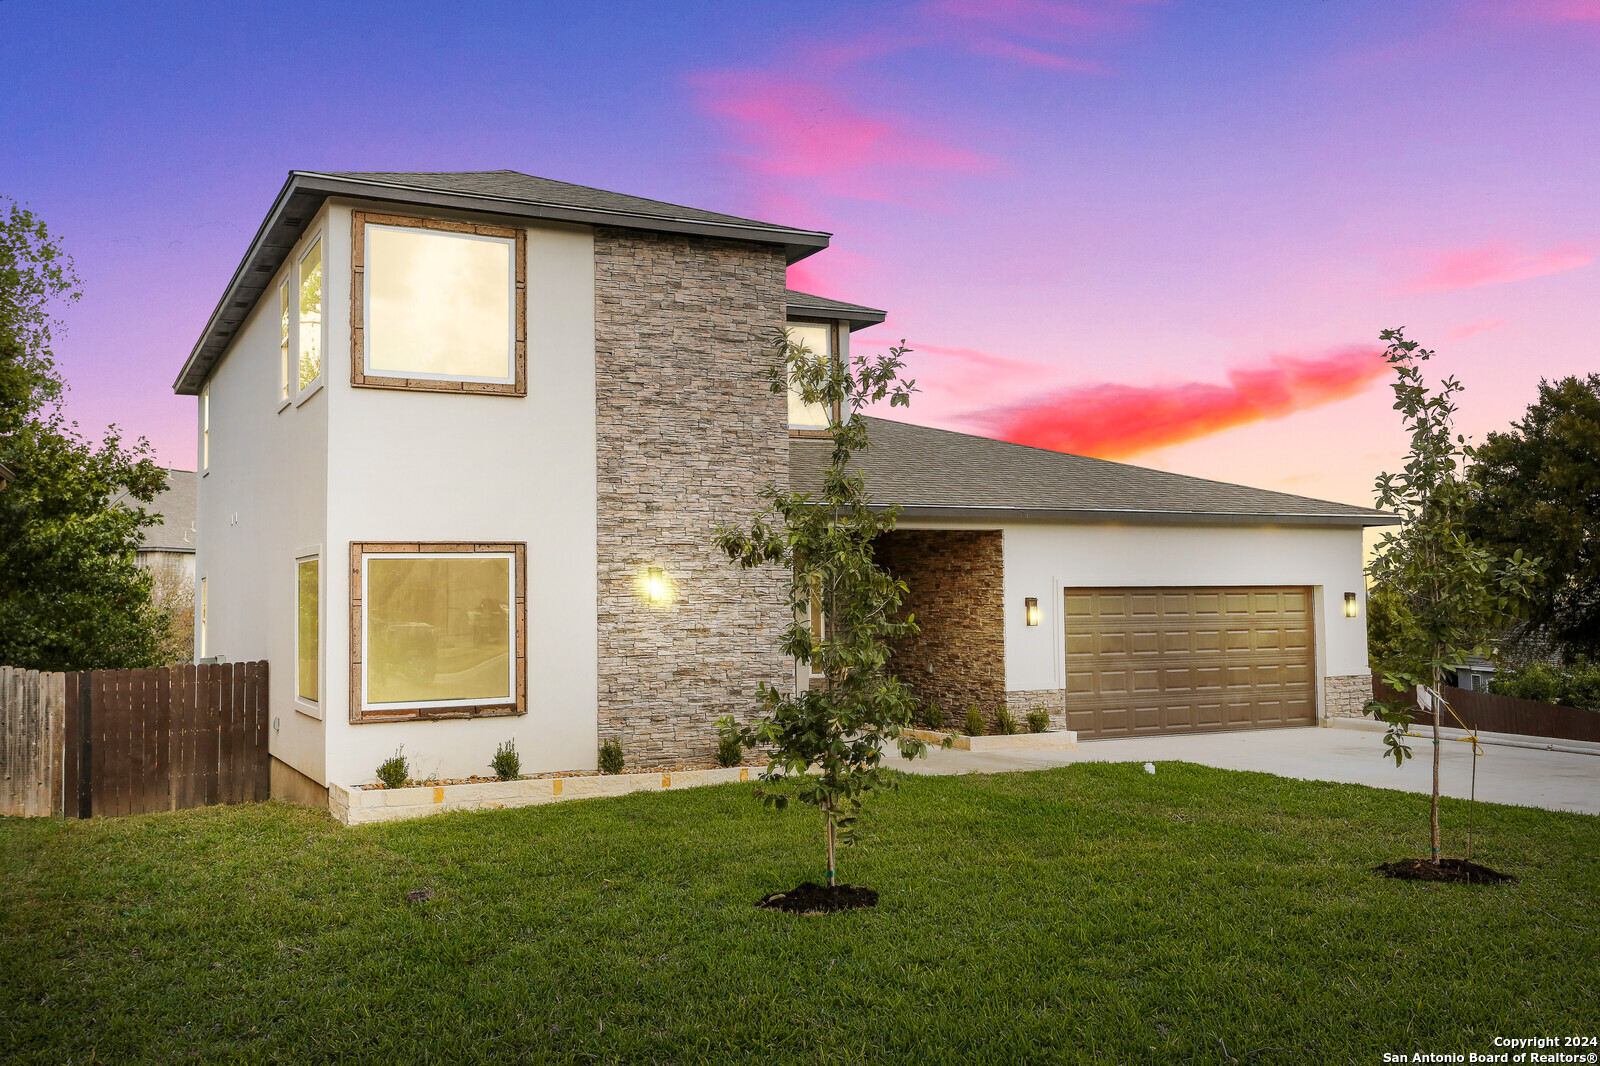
[786,322,834,431]
[351,212,527,396]
[297,557,319,707]
[349,542,526,723]
[298,239,323,392]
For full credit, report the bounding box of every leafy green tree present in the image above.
[0,198,171,670]
[1463,374,1600,660]
[1365,329,1539,864]
[716,327,938,888]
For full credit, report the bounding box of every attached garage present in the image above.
[791,417,1399,737]
[1062,586,1315,738]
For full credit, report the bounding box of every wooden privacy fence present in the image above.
[1372,673,1600,745]
[0,662,268,818]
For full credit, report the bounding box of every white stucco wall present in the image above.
[901,519,1371,715]
[320,201,598,787]
[193,214,330,784]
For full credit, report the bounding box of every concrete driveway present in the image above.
[898,721,1600,816]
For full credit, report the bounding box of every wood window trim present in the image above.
[787,317,841,438]
[348,541,528,724]
[350,211,528,396]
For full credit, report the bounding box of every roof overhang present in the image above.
[174,171,833,395]
[785,294,887,332]
[879,504,1401,528]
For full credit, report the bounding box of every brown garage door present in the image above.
[1063,587,1315,739]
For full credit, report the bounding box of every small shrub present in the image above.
[920,701,945,731]
[1026,709,1051,733]
[964,703,985,737]
[598,737,625,775]
[490,739,521,781]
[716,730,743,768]
[995,706,1018,736]
[376,746,409,789]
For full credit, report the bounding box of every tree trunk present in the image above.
[823,804,837,888]
[1430,668,1442,865]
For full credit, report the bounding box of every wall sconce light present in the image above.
[1025,597,1040,626]
[644,567,670,606]
[1344,592,1358,618]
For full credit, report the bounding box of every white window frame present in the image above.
[295,550,322,719]
[198,575,208,659]
[358,550,518,714]
[296,234,325,402]
[278,278,292,409]
[200,385,210,473]
[362,223,519,386]
[786,319,840,432]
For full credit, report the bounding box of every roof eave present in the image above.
[786,299,887,332]
[879,504,1400,527]
[174,171,833,395]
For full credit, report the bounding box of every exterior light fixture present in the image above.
[1025,597,1040,627]
[644,567,669,606]
[1344,592,1358,618]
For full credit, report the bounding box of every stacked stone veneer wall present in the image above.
[874,530,1007,732]
[1323,673,1373,720]
[593,228,792,768]
[1007,689,1067,731]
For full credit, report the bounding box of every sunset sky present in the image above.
[3,0,1597,513]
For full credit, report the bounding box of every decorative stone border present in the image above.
[904,728,1078,753]
[328,765,758,826]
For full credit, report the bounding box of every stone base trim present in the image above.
[328,765,756,826]
[1324,674,1373,720]
[904,727,1077,752]
[1007,689,1067,731]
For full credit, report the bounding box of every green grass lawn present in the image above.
[2,762,1596,1065]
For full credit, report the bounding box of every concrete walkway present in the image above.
[899,721,1600,816]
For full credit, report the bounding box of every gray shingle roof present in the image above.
[121,469,197,552]
[786,289,887,332]
[789,417,1398,526]
[175,170,831,395]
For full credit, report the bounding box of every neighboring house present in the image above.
[0,459,15,491]
[174,169,1397,803]
[132,468,198,583]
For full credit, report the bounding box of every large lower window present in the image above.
[297,557,319,706]
[351,212,527,396]
[349,542,526,723]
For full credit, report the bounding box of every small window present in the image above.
[350,212,527,395]
[199,576,208,659]
[807,573,827,678]
[201,386,210,472]
[349,542,526,723]
[278,280,291,404]
[787,323,833,430]
[297,557,319,705]
[298,238,322,392]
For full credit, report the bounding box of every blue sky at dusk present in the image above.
[3,0,1597,510]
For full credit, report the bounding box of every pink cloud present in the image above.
[1446,319,1507,342]
[690,72,994,204]
[1397,242,1594,293]
[1505,0,1600,21]
[975,345,1389,459]
[968,37,1105,72]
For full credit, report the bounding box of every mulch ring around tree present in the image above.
[1375,858,1517,884]
[756,882,879,914]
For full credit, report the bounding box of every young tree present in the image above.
[1365,329,1539,865]
[0,198,172,670]
[1463,374,1600,660]
[715,327,935,889]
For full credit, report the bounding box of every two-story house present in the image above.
[175,170,1394,806]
